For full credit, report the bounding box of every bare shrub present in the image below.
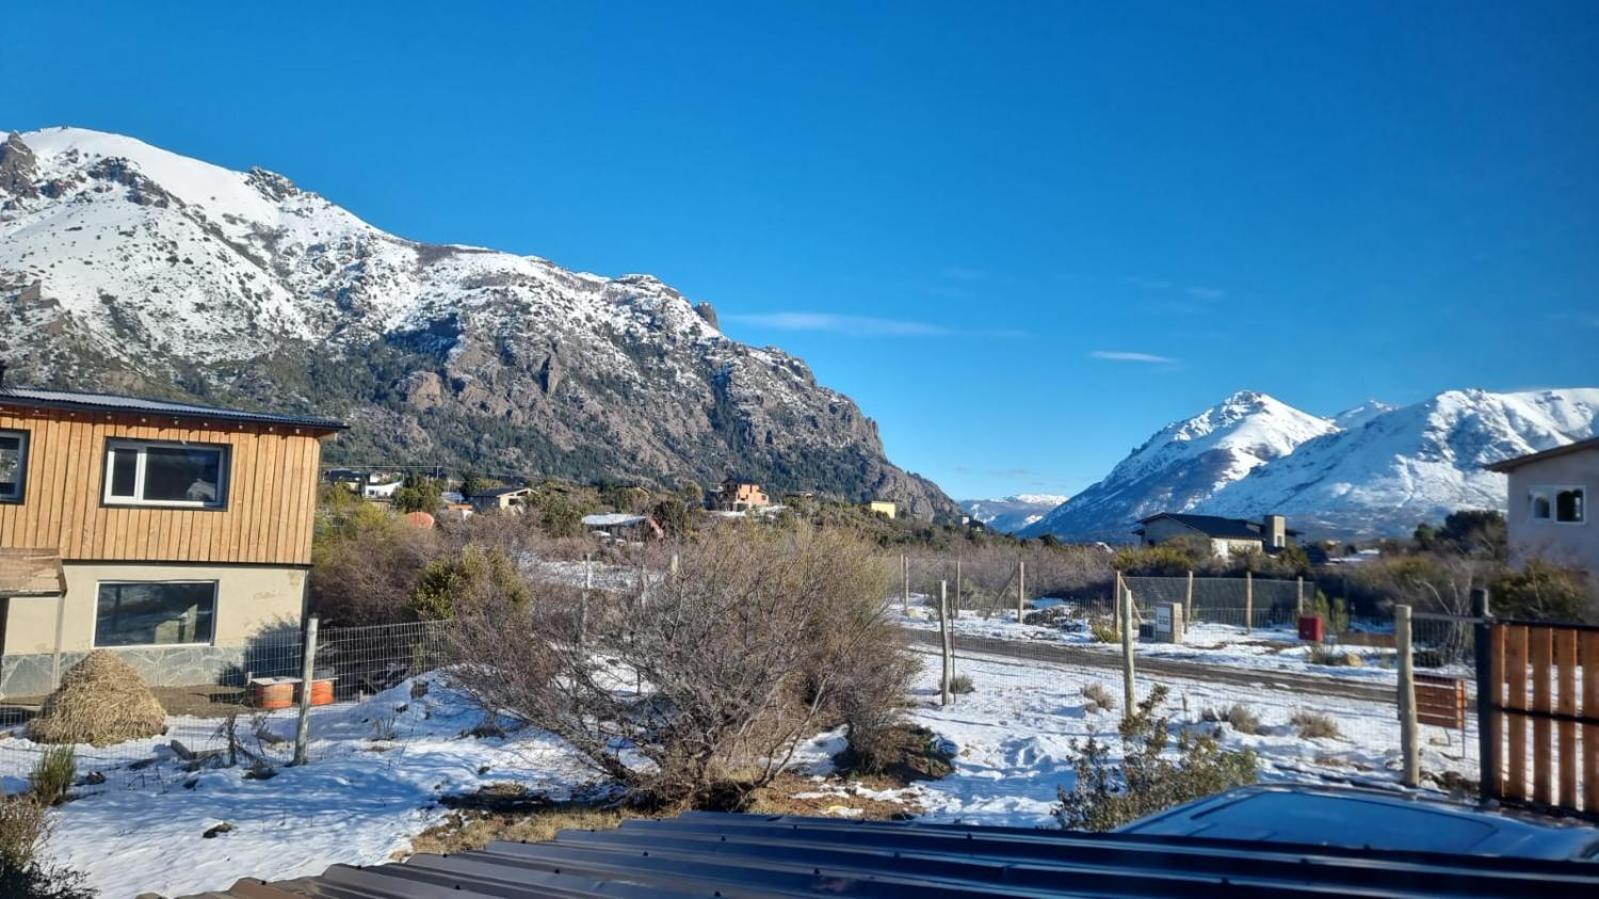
[1090,620,1120,644]
[310,502,440,626]
[948,674,975,695]
[1080,682,1117,712]
[449,524,906,809]
[1201,704,1259,734]
[0,796,92,899]
[1054,685,1258,831]
[0,797,45,868]
[1291,711,1340,740]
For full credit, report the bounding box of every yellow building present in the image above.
[868,500,897,519]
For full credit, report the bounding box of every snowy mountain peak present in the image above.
[1029,386,1599,540]
[0,126,955,517]
[960,495,1070,534]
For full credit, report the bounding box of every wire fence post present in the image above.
[901,553,909,613]
[938,580,952,706]
[1113,570,1124,637]
[293,615,319,766]
[1296,575,1305,617]
[1472,587,1499,803]
[1396,604,1419,787]
[955,555,963,616]
[1120,585,1136,717]
[1184,570,1195,624]
[1016,559,1026,623]
[1244,570,1254,634]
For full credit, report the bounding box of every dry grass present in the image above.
[28,651,167,747]
[1201,704,1260,735]
[0,795,47,867]
[1291,711,1341,740]
[407,802,627,856]
[28,747,75,806]
[1081,682,1117,712]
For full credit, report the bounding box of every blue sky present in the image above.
[5,2,1597,500]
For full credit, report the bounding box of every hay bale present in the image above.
[27,651,167,747]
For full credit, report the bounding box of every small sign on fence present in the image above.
[1414,673,1467,730]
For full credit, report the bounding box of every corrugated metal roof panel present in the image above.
[187,812,1599,898]
[0,386,347,432]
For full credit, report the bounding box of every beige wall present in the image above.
[1504,451,1596,573]
[3,562,304,655]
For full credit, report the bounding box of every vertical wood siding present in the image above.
[0,409,326,566]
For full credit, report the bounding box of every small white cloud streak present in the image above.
[1090,350,1178,364]
[727,312,1025,339]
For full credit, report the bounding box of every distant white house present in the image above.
[581,512,663,542]
[363,479,403,500]
[1485,436,1595,573]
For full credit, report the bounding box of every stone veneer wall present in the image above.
[0,642,302,699]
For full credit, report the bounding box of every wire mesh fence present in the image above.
[0,619,460,796]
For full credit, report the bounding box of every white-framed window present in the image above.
[94,581,217,647]
[1530,485,1585,525]
[103,439,229,508]
[0,429,26,503]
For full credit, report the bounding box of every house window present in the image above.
[1530,490,1552,520]
[94,581,217,647]
[103,440,228,508]
[1555,488,1585,524]
[0,429,26,503]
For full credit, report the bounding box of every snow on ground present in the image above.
[30,639,1486,896]
[892,594,1476,683]
[903,646,1480,828]
[33,675,596,898]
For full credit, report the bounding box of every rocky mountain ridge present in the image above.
[0,127,955,518]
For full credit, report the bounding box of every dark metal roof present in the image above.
[1135,512,1267,539]
[0,386,347,432]
[186,811,1599,898]
[1484,435,1599,472]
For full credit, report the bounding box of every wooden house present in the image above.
[0,385,344,695]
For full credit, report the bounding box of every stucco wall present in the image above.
[1504,451,1596,572]
[2,562,304,656]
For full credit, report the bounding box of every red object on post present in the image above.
[1298,615,1325,642]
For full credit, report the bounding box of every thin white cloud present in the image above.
[1124,276,1228,301]
[728,312,1025,339]
[1090,350,1178,364]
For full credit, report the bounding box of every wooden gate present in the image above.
[1478,620,1599,816]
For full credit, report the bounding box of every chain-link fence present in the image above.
[0,619,458,796]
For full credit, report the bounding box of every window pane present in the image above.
[109,447,139,497]
[0,433,20,499]
[1556,489,1584,523]
[141,446,223,503]
[1530,493,1551,519]
[95,582,216,646]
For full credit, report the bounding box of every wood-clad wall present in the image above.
[0,408,327,566]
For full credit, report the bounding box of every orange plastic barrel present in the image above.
[254,680,294,710]
[306,678,334,707]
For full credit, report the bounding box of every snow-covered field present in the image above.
[893,594,1476,683]
[31,646,1485,897]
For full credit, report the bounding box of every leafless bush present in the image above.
[1291,711,1340,740]
[310,504,440,626]
[1201,704,1259,734]
[448,524,905,809]
[1081,682,1117,712]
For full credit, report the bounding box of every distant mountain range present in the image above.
[1021,388,1599,541]
[0,127,956,518]
[959,494,1070,533]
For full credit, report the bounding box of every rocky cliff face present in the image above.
[0,127,955,519]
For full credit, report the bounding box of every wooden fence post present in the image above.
[955,556,963,617]
[1121,585,1136,717]
[1296,575,1304,616]
[1016,560,1026,623]
[1113,570,1124,637]
[1185,570,1195,624]
[901,554,909,613]
[293,616,319,766]
[938,580,953,706]
[1397,604,1419,787]
[1244,570,1254,634]
[1472,587,1499,803]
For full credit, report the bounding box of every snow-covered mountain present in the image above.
[1021,391,1336,541]
[0,127,955,517]
[960,494,1069,533]
[1023,388,1599,541]
[1199,388,1599,535]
